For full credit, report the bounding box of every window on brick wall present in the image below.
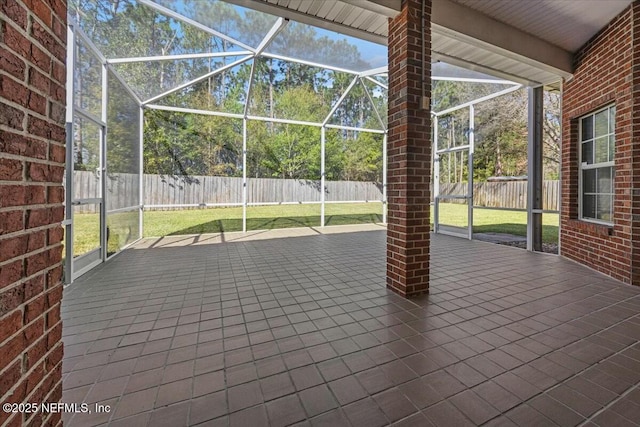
[579,104,615,224]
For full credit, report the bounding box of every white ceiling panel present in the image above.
[432,32,560,85]
[451,0,633,51]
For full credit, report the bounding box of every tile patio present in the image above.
[62,226,640,426]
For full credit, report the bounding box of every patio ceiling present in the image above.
[227,0,633,85]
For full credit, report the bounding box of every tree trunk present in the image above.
[495,139,503,176]
[268,59,274,133]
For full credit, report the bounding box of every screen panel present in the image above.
[107,70,141,211]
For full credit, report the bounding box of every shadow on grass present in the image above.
[167,213,384,236]
[472,223,559,243]
[325,213,382,226]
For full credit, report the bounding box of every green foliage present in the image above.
[144,109,242,178]
[75,0,387,183]
[433,81,561,183]
[136,19,384,181]
[74,0,561,188]
[341,132,383,182]
[107,71,140,176]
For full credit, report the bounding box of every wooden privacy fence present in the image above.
[72,171,140,212]
[72,171,559,212]
[439,180,559,211]
[72,172,384,212]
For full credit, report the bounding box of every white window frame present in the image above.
[578,104,615,225]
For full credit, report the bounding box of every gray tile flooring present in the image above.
[62,229,640,426]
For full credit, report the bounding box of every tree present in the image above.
[248,87,323,179]
[543,91,561,179]
[107,71,140,177]
[75,0,563,191]
[143,109,242,178]
[341,132,383,182]
[474,89,528,178]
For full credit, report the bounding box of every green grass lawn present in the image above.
[70,210,141,257]
[437,203,559,244]
[143,203,384,236]
[71,202,558,257]
[72,212,100,257]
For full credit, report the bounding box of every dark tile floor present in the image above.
[61,229,640,426]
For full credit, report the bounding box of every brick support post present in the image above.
[386,0,432,297]
[0,0,66,425]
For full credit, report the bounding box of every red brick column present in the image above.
[386,0,432,297]
[0,0,66,425]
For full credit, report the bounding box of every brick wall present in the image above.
[561,3,640,285]
[386,0,432,297]
[0,0,66,425]
[632,4,640,286]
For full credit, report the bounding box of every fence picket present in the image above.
[72,172,559,213]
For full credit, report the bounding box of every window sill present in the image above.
[568,219,613,236]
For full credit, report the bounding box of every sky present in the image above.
[151,0,388,72]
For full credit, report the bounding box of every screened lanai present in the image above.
[54,1,640,426]
[66,0,525,282]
